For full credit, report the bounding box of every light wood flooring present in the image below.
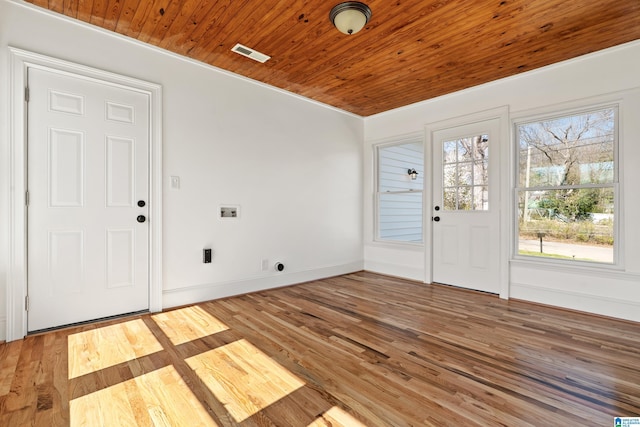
[1,271,639,426]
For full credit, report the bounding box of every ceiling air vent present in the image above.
[231,43,271,63]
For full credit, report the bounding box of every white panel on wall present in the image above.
[106,101,135,124]
[49,128,84,207]
[470,226,489,269]
[107,229,134,288]
[49,90,84,115]
[106,136,134,207]
[49,230,84,294]
[441,224,458,265]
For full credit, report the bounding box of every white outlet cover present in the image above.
[170,176,180,189]
[219,205,240,220]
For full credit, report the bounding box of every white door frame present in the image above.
[424,106,511,299]
[6,48,163,341]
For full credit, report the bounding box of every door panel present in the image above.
[49,128,84,207]
[28,67,150,331]
[432,119,500,294]
[106,136,135,207]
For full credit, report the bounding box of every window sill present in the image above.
[510,255,631,279]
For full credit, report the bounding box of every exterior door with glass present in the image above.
[431,118,501,294]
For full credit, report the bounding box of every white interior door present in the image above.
[431,118,501,294]
[27,67,150,331]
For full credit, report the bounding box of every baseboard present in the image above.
[363,260,424,282]
[510,282,640,323]
[162,261,364,309]
[0,316,6,342]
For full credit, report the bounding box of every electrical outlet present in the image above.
[220,206,239,218]
[261,259,269,271]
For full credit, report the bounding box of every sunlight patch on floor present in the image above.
[67,319,163,379]
[70,364,218,426]
[152,305,229,346]
[307,406,368,426]
[0,341,21,395]
[186,338,304,423]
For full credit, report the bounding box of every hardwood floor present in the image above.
[1,271,639,426]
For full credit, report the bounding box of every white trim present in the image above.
[424,106,510,298]
[6,48,163,341]
[509,258,639,281]
[366,131,425,148]
[162,262,363,309]
[0,316,6,342]
[510,282,640,323]
[509,90,631,120]
[363,261,424,282]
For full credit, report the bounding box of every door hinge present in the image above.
[25,295,29,311]
[25,190,29,206]
[25,86,30,103]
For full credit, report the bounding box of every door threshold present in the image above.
[28,310,150,335]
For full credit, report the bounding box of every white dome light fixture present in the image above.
[329,2,372,35]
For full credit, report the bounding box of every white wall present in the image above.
[0,0,364,341]
[364,40,640,322]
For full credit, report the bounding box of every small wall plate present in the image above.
[219,205,240,220]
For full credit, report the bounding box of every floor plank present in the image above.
[1,271,639,426]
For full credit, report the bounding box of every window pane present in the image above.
[377,139,424,244]
[473,186,488,210]
[473,160,488,187]
[457,187,472,210]
[378,142,424,192]
[518,108,615,187]
[443,164,457,184]
[442,134,489,211]
[458,162,472,186]
[378,192,423,243]
[443,187,456,210]
[457,140,469,161]
[518,188,614,263]
[443,140,456,163]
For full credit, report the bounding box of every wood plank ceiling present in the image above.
[26,0,640,116]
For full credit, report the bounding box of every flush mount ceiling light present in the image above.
[329,2,372,35]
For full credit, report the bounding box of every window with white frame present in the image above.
[515,106,617,264]
[376,139,424,243]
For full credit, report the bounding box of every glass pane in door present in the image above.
[442,134,489,211]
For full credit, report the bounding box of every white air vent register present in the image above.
[231,43,271,63]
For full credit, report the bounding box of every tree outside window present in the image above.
[516,107,616,263]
